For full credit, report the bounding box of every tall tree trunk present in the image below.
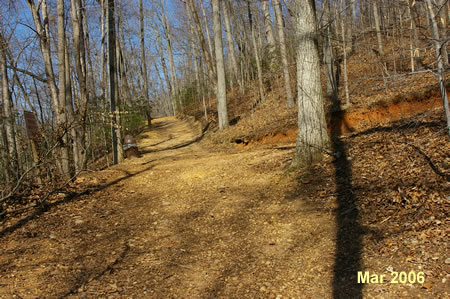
[292,0,329,166]
[64,43,79,176]
[26,0,68,175]
[212,0,229,130]
[248,2,265,103]
[200,0,215,71]
[346,0,355,53]
[71,0,89,172]
[436,0,449,67]
[324,1,338,103]
[187,0,215,82]
[221,1,239,88]
[0,33,18,177]
[107,0,119,164]
[405,0,415,71]
[324,27,338,102]
[372,0,384,56]
[185,1,207,120]
[261,0,276,69]
[273,0,294,108]
[140,0,151,127]
[101,0,107,98]
[26,0,60,119]
[159,0,179,105]
[425,0,450,135]
[341,9,350,107]
[153,23,176,115]
[57,0,71,177]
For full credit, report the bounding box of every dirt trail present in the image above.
[1,117,338,298]
[0,116,441,298]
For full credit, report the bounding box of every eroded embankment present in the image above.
[245,94,443,145]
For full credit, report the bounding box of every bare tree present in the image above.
[425,0,450,135]
[0,32,18,178]
[292,0,329,166]
[186,0,215,81]
[212,0,229,130]
[140,0,152,127]
[221,0,239,88]
[27,0,71,176]
[261,0,276,67]
[71,0,89,172]
[372,0,385,56]
[273,0,294,108]
[323,1,338,103]
[340,1,350,107]
[248,2,265,103]
[107,0,120,164]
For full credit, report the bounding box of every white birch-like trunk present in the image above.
[293,0,329,166]
[212,0,228,130]
[0,35,18,175]
[341,12,350,107]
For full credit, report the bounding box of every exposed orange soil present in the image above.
[250,94,443,145]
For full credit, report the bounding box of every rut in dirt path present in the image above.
[1,117,342,298]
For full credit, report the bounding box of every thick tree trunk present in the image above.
[212,0,229,130]
[273,0,294,108]
[292,0,329,166]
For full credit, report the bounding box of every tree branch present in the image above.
[7,65,47,83]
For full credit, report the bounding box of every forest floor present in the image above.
[0,106,449,298]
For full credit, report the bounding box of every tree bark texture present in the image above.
[293,0,329,166]
[212,0,229,130]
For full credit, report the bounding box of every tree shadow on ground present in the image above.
[0,164,155,238]
[330,104,364,298]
